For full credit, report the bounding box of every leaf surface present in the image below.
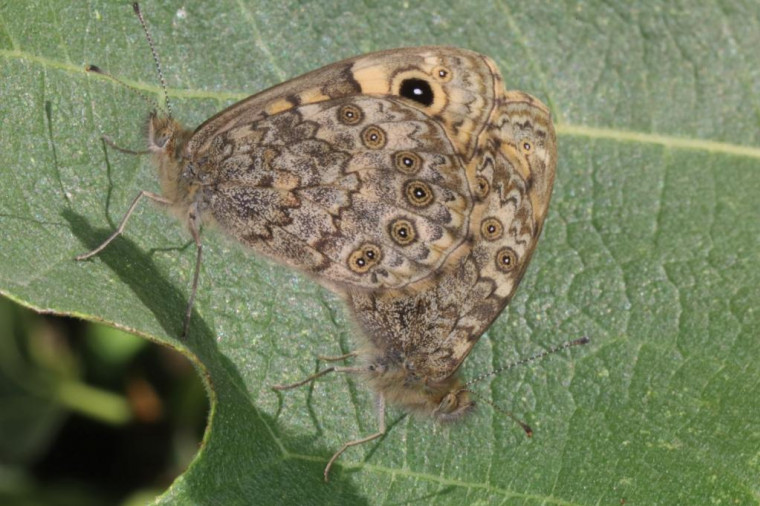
[1,1,758,504]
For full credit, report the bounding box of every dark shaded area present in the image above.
[0,304,208,505]
[57,210,371,503]
[63,208,197,341]
[34,408,168,495]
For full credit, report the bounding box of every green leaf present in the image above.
[2,1,759,504]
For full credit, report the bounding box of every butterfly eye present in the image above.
[394,151,422,174]
[474,175,490,199]
[405,180,434,207]
[495,247,518,272]
[361,125,387,149]
[154,131,170,148]
[480,217,504,241]
[388,218,417,246]
[149,124,173,149]
[338,104,364,125]
[399,78,434,106]
[521,140,532,153]
[348,243,382,273]
[432,66,452,82]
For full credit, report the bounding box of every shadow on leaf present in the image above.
[63,210,372,503]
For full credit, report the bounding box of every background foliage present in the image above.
[1,1,758,504]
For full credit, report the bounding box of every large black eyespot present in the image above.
[495,247,518,272]
[399,78,434,106]
[405,180,434,207]
[389,218,417,246]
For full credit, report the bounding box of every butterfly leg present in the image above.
[271,364,364,391]
[323,393,386,482]
[75,190,172,260]
[318,351,359,362]
[181,201,203,339]
[100,134,150,155]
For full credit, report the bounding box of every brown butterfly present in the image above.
[78,3,588,482]
[79,6,493,335]
[273,86,585,480]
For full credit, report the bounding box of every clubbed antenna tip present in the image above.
[84,63,159,112]
[465,389,533,436]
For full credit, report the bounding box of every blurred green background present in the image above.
[0,298,208,505]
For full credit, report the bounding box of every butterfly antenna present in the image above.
[465,337,590,387]
[85,64,159,112]
[132,2,172,118]
[463,388,533,437]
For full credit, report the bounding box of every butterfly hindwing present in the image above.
[348,90,558,381]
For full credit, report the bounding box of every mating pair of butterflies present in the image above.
[80,4,563,483]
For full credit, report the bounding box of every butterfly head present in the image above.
[431,384,475,422]
[147,111,186,156]
[146,111,195,208]
[364,357,475,421]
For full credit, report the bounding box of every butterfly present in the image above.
[262,51,566,479]
[77,3,583,483]
[79,26,501,333]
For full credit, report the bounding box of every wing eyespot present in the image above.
[480,217,504,241]
[399,78,434,106]
[361,125,387,149]
[338,104,364,125]
[474,175,490,199]
[405,180,434,207]
[394,151,423,174]
[388,218,417,246]
[348,243,382,274]
[432,66,452,82]
[495,247,518,272]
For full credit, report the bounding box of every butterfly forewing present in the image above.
[183,47,502,291]
[197,95,474,289]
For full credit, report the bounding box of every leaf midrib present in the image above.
[2,48,759,160]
